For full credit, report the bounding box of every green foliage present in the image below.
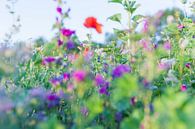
[108,13,122,23]
[111,74,138,111]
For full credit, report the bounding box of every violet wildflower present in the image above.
[115,112,123,122]
[163,41,171,50]
[46,92,60,108]
[58,39,63,46]
[130,97,136,106]
[112,64,131,78]
[50,75,63,86]
[63,72,70,81]
[61,28,75,37]
[42,56,56,65]
[180,84,187,92]
[73,70,87,82]
[99,85,109,95]
[56,7,62,14]
[50,77,60,86]
[142,19,149,33]
[95,74,105,86]
[66,40,75,50]
[185,62,191,69]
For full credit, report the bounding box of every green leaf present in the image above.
[86,95,103,119]
[108,0,123,4]
[123,0,140,14]
[111,74,138,111]
[120,117,140,129]
[108,13,122,23]
[132,15,144,22]
[37,117,65,129]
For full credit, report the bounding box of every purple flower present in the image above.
[115,112,123,122]
[112,64,131,78]
[42,56,56,65]
[73,70,87,82]
[63,72,70,81]
[50,75,64,86]
[50,77,60,86]
[130,97,136,106]
[66,40,75,50]
[56,7,62,14]
[185,62,191,69]
[46,92,60,108]
[95,74,105,86]
[163,41,171,50]
[99,85,109,95]
[58,39,63,46]
[61,28,75,37]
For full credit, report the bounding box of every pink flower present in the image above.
[63,73,70,81]
[61,28,75,37]
[73,70,87,82]
[163,41,171,50]
[67,84,74,92]
[56,7,62,14]
[178,24,185,30]
[180,84,187,92]
[158,58,176,70]
[142,19,149,33]
[185,63,191,69]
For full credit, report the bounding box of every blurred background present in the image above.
[0,0,194,42]
[0,0,194,78]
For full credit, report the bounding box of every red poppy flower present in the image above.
[84,17,102,33]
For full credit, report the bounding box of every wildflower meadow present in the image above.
[0,0,195,129]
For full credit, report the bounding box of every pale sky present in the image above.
[0,0,190,43]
